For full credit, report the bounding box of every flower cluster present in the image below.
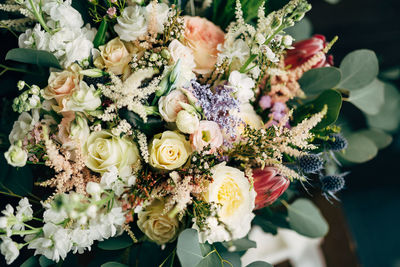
[0,0,350,264]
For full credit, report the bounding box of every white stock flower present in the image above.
[0,237,19,265]
[15,198,33,222]
[145,3,170,33]
[18,24,50,51]
[114,5,147,41]
[9,109,39,145]
[195,163,256,243]
[70,228,93,254]
[28,223,72,262]
[64,81,101,112]
[42,1,84,29]
[228,71,255,103]
[218,39,250,65]
[64,26,96,67]
[90,207,125,240]
[4,145,28,167]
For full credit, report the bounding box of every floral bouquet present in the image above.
[0,0,388,266]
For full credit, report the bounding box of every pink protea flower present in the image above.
[285,34,333,69]
[253,167,290,210]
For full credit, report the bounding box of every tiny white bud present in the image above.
[86,205,98,218]
[283,35,293,46]
[17,81,25,90]
[176,110,199,134]
[86,182,102,196]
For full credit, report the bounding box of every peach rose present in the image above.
[43,64,81,111]
[190,120,223,153]
[184,16,225,74]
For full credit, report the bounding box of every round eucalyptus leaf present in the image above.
[299,67,341,95]
[338,49,379,91]
[287,198,329,238]
[101,262,128,267]
[312,89,342,130]
[21,256,40,267]
[177,229,204,267]
[348,79,384,115]
[98,233,133,250]
[222,237,256,252]
[246,261,273,267]
[358,129,392,149]
[339,133,378,163]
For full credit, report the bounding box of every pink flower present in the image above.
[253,167,290,210]
[184,16,225,74]
[107,7,117,18]
[259,95,272,110]
[285,34,333,69]
[190,121,223,153]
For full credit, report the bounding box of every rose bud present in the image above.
[253,167,290,210]
[284,34,333,69]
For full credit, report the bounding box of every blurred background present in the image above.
[0,0,399,266]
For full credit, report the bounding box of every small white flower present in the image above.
[145,3,170,33]
[86,182,102,199]
[15,198,33,222]
[17,81,25,90]
[0,237,19,264]
[228,71,255,103]
[283,35,293,47]
[255,33,266,44]
[9,109,39,145]
[100,166,119,188]
[4,145,28,167]
[70,228,93,254]
[42,1,84,29]
[176,110,199,134]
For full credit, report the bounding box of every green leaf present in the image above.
[119,109,165,136]
[98,233,133,250]
[366,83,400,132]
[358,129,392,149]
[287,198,329,238]
[177,229,204,267]
[39,256,55,267]
[93,19,109,48]
[299,67,341,95]
[6,48,62,69]
[339,132,378,163]
[246,261,273,267]
[348,79,384,115]
[21,256,40,267]
[285,17,312,41]
[101,262,128,267]
[222,237,256,252]
[220,250,242,267]
[337,49,379,91]
[0,154,33,196]
[252,217,278,235]
[196,251,220,267]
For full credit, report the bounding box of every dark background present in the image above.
[0,0,400,266]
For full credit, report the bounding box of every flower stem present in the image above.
[27,0,51,33]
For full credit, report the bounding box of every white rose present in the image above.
[114,5,148,41]
[9,109,39,145]
[63,81,101,112]
[83,131,140,177]
[236,103,264,133]
[176,110,199,134]
[0,237,19,265]
[145,3,170,33]
[4,145,28,167]
[158,90,188,122]
[229,71,255,103]
[168,40,196,70]
[197,163,256,243]
[149,131,192,170]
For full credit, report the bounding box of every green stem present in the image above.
[239,54,257,73]
[0,228,41,236]
[27,0,51,33]
[0,64,38,75]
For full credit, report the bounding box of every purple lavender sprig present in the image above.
[190,80,241,138]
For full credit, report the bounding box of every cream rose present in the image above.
[94,37,133,76]
[176,110,199,134]
[184,16,225,74]
[190,120,223,153]
[158,90,188,122]
[236,103,264,133]
[168,39,196,70]
[83,131,139,177]
[197,163,256,243]
[43,64,81,111]
[149,131,191,170]
[137,198,182,245]
[5,145,28,167]
[63,81,101,112]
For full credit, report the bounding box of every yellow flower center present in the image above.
[217,177,244,218]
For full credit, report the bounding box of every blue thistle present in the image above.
[299,154,324,173]
[327,133,348,151]
[321,175,345,193]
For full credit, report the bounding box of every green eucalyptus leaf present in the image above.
[196,251,221,267]
[339,133,378,163]
[222,237,256,252]
[246,261,273,267]
[348,79,384,115]
[39,256,55,267]
[252,217,278,235]
[21,256,40,267]
[366,83,400,132]
[298,67,341,95]
[98,233,133,250]
[220,250,242,267]
[337,49,379,91]
[100,262,128,267]
[6,48,62,69]
[177,229,204,267]
[358,129,392,149]
[287,198,329,238]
